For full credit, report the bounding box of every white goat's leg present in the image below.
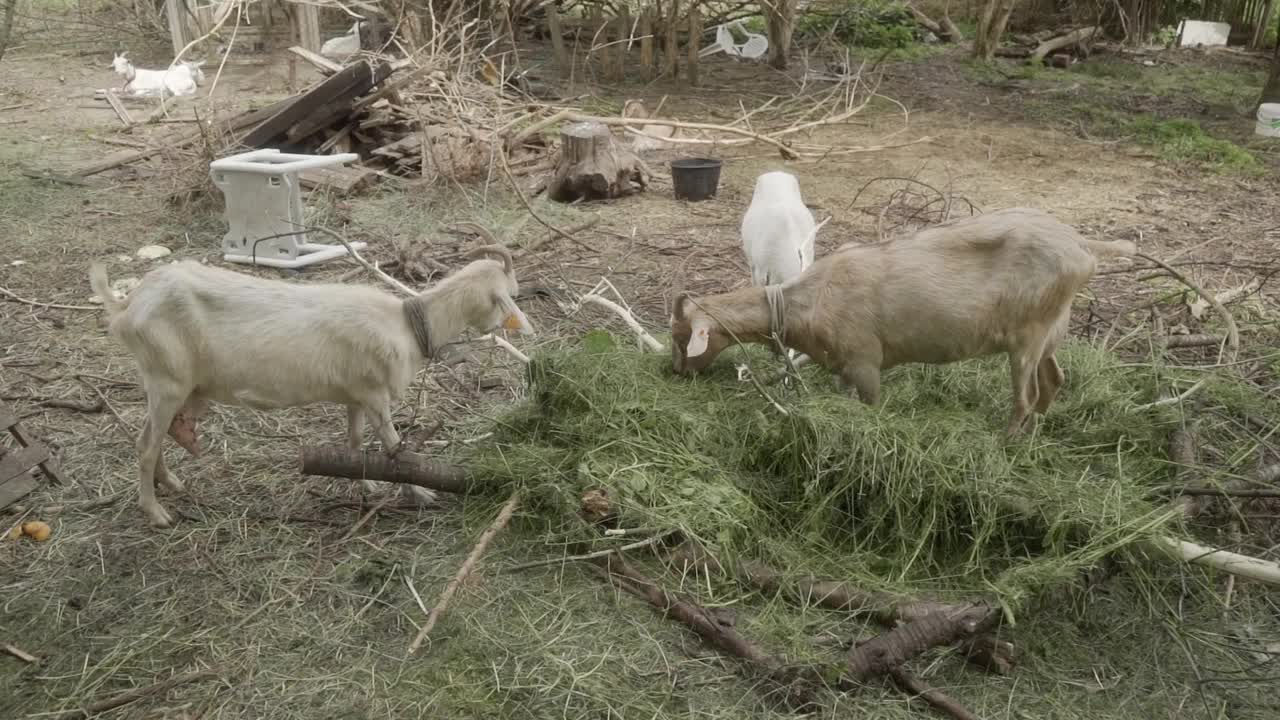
[346,405,382,496]
[367,401,436,506]
[137,385,189,528]
[1005,349,1038,437]
[141,417,184,493]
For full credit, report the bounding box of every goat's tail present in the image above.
[1080,238,1137,259]
[88,262,127,318]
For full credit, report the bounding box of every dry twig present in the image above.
[408,490,521,654]
[49,668,218,720]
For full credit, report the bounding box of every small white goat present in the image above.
[111,52,205,98]
[90,246,534,528]
[672,208,1136,436]
[321,21,364,60]
[740,170,819,288]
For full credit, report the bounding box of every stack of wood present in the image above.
[70,51,555,197]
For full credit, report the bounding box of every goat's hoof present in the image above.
[402,484,438,507]
[144,503,175,528]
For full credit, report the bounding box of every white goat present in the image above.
[321,22,364,60]
[741,170,819,288]
[89,247,534,528]
[673,208,1136,436]
[111,52,205,98]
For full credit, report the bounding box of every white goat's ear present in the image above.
[495,293,534,335]
[686,318,713,358]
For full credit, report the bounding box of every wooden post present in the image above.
[664,0,680,79]
[615,10,629,81]
[688,4,701,86]
[590,5,603,74]
[164,0,190,57]
[549,10,568,77]
[640,10,654,79]
[295,1,322,53]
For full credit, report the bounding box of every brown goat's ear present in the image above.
[467,244,515,275]
[671,292,691,321]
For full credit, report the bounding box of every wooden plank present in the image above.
[242,60,392,147]
[0,473,37,511]
[688,7,701,86]
[4,413,63,485]
[640,11,654,79]
[165,0,190,58]
[295,2,322,52]
[549,11,567,77]
[664,0,680,79]
[298,165,378,195]
[287,46,342,75]
[0,445,50,486]
[103,90,133,127]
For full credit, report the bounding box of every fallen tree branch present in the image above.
[409,490,521,654]
[1136,252,1239,364]
[1163,334,1224,349]
[596,554,825,711]
[845,601,1001,682]
[674,548,1012,674]
[581,294,666,352]
[1028,26,1100,65]
[50,669,218,720]
[300,446,473,495]
[1150,537,1280,586]
[1,287,100,311]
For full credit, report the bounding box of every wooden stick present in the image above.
[2,642,39,664]
[597,554,823,711]
[507,530,678,571]
[888,667,980,720]
[1,287,99,311]
[408,491,521,654]
[51,669,217,720]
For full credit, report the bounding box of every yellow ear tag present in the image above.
[503,314,523,331]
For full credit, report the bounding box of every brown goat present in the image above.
[669,208,1135,436]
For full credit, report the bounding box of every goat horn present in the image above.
[453,221,500,246]
[466,244,515,275]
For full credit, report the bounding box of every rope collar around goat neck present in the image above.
[402,298,433,359]
[765,284,786,354]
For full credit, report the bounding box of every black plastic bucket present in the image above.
[670,157,723,201]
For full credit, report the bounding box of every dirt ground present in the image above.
[2,31,1279,720]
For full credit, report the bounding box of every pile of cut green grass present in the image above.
[456,331,1273,613]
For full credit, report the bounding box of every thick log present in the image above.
[299,446,473,494]
[548,121,646,203]
[1028,26,1100,65]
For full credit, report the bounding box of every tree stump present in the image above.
[548,121,648,203]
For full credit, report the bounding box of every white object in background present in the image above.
[210,149,365,270]
[321,22,363,60]
[1177,20,1230,47]
[698,21,768,60]
[1256,103,1280,137]
[136,244,172,259]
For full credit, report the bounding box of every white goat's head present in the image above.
[111,52,132,76]
[183,60,207,85]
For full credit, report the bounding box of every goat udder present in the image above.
[167,412,201,457]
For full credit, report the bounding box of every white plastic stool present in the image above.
[210,149,366,269]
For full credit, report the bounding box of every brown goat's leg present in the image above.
[842,364,882,405]
[1034,355,1064,414]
